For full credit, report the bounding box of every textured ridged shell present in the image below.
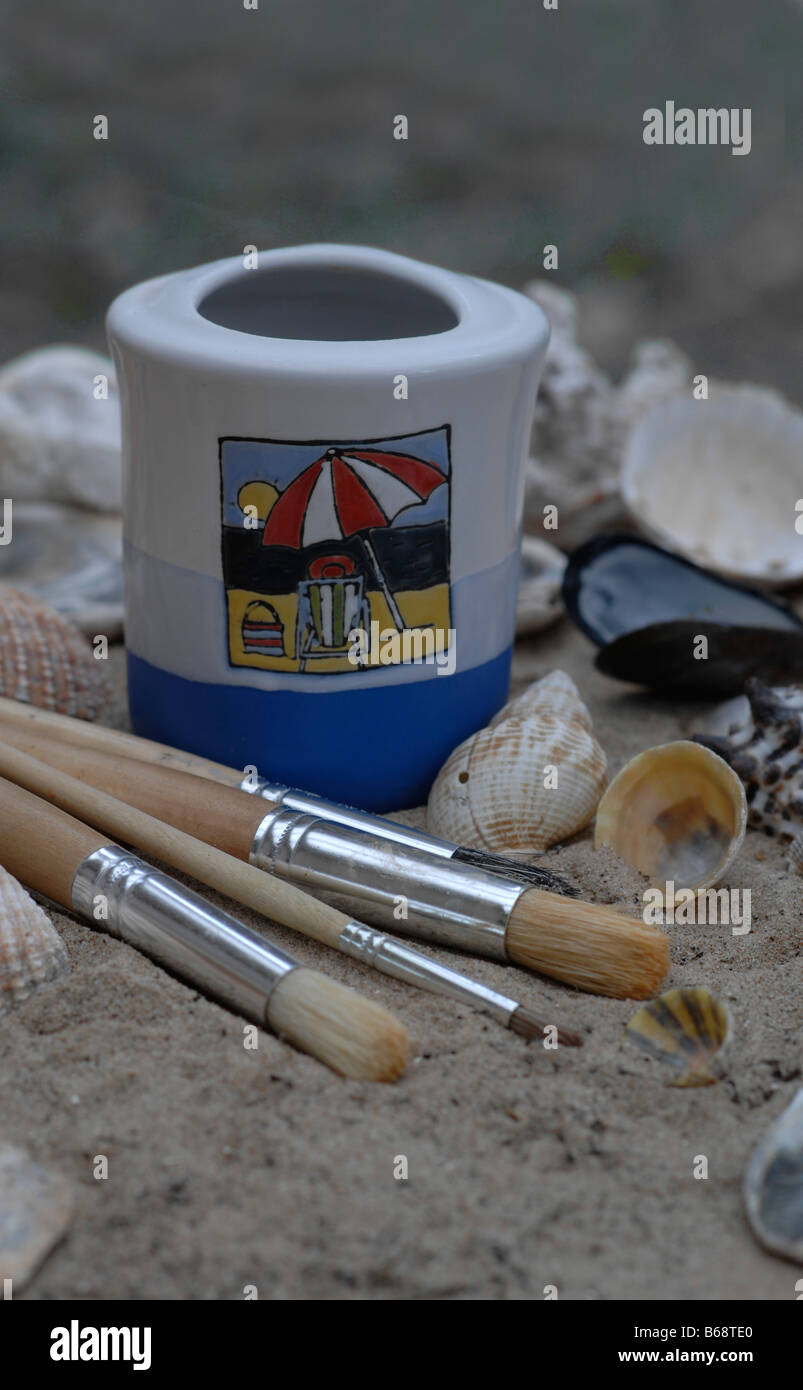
[744,1088,803,1263]
[695,680,803,859]
[0,586,108,719]
[625,987,732,1087]
[622,383,803,587]
[0,863,69,1014]
[427,712,608,853]
[490,669,593,732]
[594,740,746,891]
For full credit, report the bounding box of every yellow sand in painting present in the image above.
[227,584,451,673]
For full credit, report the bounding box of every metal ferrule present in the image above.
[337,920,518,1026]
[71,845,296,1026]
[239,777,458,859]
[249,807,525,960]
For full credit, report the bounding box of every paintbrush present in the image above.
[0,696,574,895]
[0,737,580,1043]
[0,775,408,1081]
[0,726,668,999]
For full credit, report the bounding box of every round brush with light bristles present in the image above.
[0,725,667,1000]
[0,776,409,1082]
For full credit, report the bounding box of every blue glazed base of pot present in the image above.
[127,647,513,811]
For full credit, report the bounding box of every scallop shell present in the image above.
[427,712,608,853]
[625,987,732,1087]
[515,536,566,636]
[0,586,108,719]
[490,669,593,732]
[744,1087,803,1263]
[0,862,69,1014]
[594,740,747,891]
[622,382,803,587]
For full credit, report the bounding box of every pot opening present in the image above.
[197,263,460,341]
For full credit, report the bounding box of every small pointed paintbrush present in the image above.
[0,722,668,1000]
[0,737,581,1044]
[0,696,574,895]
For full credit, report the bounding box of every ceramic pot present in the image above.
[108,244,549,808]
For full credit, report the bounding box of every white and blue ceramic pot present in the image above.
[108,244,549,809]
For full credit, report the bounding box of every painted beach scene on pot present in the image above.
[219,427,452,674]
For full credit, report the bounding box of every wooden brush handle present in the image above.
[0,775,108,906]
[0,741,353,951]
[0,724,264,859]
[0,697,244,788]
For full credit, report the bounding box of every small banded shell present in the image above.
[744,1088,803,1263]
[490,669,593,732]
[594,741,746,890]
[427,712,607,853]
[625,987,732,1087]
[0,863,69,1014]
[0,586,107,719]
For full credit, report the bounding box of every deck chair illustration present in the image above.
[295,555,371,670]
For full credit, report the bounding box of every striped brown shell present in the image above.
[0,862,69,1014]
[427,712,608,853]
[0,586,108,719]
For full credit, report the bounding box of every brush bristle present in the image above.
[509,1006,583,1046]
[266,968,410,1081]
[453,845,578,896]
[505,891,669,999]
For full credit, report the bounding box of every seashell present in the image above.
[427,712,607,853]
[0,503,123,638]
[0,1143,73,1288]
[594,741,747,891]
[515,536,566,636]
[0,346,121,512]
[695,679,803,854]
[614,340,693,434]
[563,534,803,695]
[0,862,69,1014]
[625,986,732,1087]
[744,1087,803,1263]
[700,694,753,743]
[596,621,803,698]
[0,587,108,719]
[622,383,803,587]
[490,669,593,732]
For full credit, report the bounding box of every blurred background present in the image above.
[1,0,800,398]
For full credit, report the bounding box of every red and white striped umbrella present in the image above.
[261,447,445,549]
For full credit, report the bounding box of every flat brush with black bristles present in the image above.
[0,736,581,1046]
[0,719,668,1001]
[0,697,575,897]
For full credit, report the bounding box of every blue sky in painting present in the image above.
[221,427,449,529]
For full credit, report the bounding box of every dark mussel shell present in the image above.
[596,620,803,697]
[562,535,803,695]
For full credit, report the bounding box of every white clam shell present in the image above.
[0,863,69,1014]
[515,536,566,636]
[0,346,121,512]
[622,382,803,587]
[427,712,608,853]
[0,1143,73,1288]
[744,1088,803,1264]
[594,740,747,891]
[490,669,593,732]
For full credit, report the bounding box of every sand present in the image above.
[2,626,801,1302]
